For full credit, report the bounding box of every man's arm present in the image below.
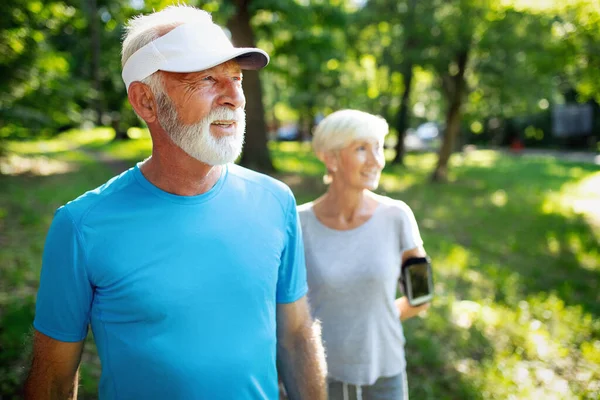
[395,246,431,320]
[276,296,327,400]
[23,330,84,400]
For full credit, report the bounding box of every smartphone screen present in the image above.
[404,260,433,306]
[408,263,431,298]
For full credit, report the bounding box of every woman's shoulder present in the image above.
[371,193,415,219]
[296,201,314,214]
[296,201,316,225]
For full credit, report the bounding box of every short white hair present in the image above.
[121,5,213,67]
[121,5,213,93]
[312,109,389,156]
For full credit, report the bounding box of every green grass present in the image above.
[1,129,599,399]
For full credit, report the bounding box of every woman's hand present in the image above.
[395,296,430,321]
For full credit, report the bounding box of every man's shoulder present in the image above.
[62,167,137,224]
[227,164,293,201]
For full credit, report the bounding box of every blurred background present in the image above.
[1,0,599,399]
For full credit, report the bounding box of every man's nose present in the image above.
[217,80,245,110]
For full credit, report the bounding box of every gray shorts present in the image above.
[327,371,408,400]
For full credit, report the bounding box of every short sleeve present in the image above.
[276,191,308,304]
[33,206,93,342]
[398,201,424,253]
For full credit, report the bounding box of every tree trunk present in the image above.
[432,50,470,182]
[228,0,274,172]
[88,0,102,126]
[392,63,414,165]
[303,99,316,141]
[392,0,417,165]
[112,112,129,140]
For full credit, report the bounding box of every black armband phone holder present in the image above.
[400,256,434,306]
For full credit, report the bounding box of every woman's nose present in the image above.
[367,148,384,168]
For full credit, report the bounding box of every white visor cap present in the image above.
[122,22,269,91]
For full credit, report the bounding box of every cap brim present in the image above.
[232,49,269,70]
[161,48,269,75]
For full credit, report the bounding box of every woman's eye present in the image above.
[357,146,366,151]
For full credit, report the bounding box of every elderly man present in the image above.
[24,5,326,400]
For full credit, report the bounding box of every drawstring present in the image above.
[342,381,363,400]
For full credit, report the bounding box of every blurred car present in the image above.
[275,123,300,141]
[415,122,441,141]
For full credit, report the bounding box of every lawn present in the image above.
[1,128,599,399]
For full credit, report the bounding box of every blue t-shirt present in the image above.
[33,163,308,400]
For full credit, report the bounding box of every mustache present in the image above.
[205,107,245,123]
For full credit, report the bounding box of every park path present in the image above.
[404,134,600,165]
[498,147,600,165]
[80,147,133,174]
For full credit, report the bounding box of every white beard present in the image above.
[156,94,246,166]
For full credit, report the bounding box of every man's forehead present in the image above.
[193,60,242,75]
[161,60,242,81]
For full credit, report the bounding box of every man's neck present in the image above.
[140,147,223,197]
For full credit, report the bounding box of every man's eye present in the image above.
[356,146,366,151]
[202,76,215,82]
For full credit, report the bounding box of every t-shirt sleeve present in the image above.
[33,206,93,342]
[276,190,308,304]
[398,201,424,253]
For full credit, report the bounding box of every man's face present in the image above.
[154,61,246,165]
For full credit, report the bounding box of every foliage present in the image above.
[255,0,349,130]
[1,0,83,138]
[1,0,599,169]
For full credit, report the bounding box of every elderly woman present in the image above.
[298,109,430,400]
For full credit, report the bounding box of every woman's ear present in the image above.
[322,151,339,173]
[128,82,158,124]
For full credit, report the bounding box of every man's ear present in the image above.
[128,82,157,124]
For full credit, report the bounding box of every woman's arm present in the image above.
[395,296,430,321]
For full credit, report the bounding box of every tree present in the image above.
[412,0,567,181]
[433,48,470,182]
[87,0,103,125]
[0,0,93,141]
[260,1,347,137]
[416,0,482,182]
[553,0,600,104]
[358,0,428,164]
[227,0,273,171]
[392,0,418,165]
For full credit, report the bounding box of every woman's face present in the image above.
[333,138,385,190]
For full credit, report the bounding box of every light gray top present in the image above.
[298,196,423,385]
